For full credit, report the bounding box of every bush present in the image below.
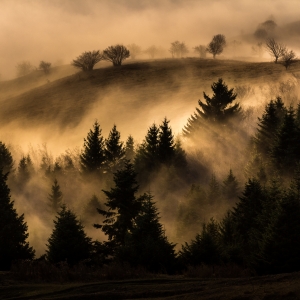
[103,45,130,66]
[72,50,103,71]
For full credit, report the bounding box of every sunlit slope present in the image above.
[1,59,299,130]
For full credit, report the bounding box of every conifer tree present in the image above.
[46,205,92,265]
[183,78,242,136]
[124,135,135,161]
[207,173,221,204]
[157,118,175,165]
[0,169,34,270]
[80,121,105,175]
[94,161,144,247]
[222,169,239,201]
[271,107,300,172]
[119,193,176,272]
[0,142,14,174]
[17,155,34,184]
[254,97,286,156]
[104,124,125,172]
[48,179,63,213]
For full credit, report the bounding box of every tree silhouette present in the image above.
[39,61,51,74]
[0,169,34,270]
[48,179,63,213]
[80,121,105,175]
[183,78,242,135]
[46,205,92,265]
[207,34,226,59]
[94,161,144,247]
[104,124,125,172]
[265,38,286,63]
[72,50,103,71]
[103,45,130,66]
[0,142,14,175]
[119,193,176,272]
[124,135,135,161]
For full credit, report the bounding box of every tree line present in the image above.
[1,78,300,276]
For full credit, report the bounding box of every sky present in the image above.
[1,0,300,79]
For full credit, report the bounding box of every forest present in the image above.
[1,75,300,279]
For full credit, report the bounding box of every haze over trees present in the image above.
[39,61,51,74]
[16,61,34,77]
[169,41,188,58]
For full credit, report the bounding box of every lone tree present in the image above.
[0,170,35,270]
[103,45,130,66]
[183,78,242,135]
[80,121,105,175]
[72,50,103,71]
[194,45,206,58]
[39,61,51,74]
[281,49,297,70]
[207,34,226,59]
[145,45,159,59]
[46,205,92,265]
[265,38,286,63]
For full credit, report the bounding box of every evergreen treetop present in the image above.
[124,135,135,161]
[80,121,105,175]
[0,142,14,175]
[46,204,92,265]
[48,179,63,213]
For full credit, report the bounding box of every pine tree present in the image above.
[46,205,92,265]
[207,173,221,204]
[124,135,135,161]
[134,123,159,176]
[84,194,102,216]
[80,121,105,175]
[254,97,286,156]
[271,107,300,173]
[48,179,63,213]
[94,161,144,246]
[222,169,239,201]
[157,118,175,165]
[17,155,34,184]
[0,142,14,174]
[183,78,242,135]
[119,193,176,272]
[0,169,34,270]
[104,124,125,172]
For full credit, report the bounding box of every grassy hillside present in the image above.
[1,58,299,130]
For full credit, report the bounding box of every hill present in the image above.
[0,58,299,148]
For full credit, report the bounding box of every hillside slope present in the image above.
[0,58,299,148]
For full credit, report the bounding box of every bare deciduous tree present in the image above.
[207,34,226,59]
[16,61,34,77]
[39,61,51,74]
[127,43,142,59]
[265,38,286,63]
[194,45,206,58]
[169,41,188,58]
[103,45,130,66]
[72,50,103,71]
[281,49,297,70]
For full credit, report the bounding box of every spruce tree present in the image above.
[119,193,176,272]
[94,160,144,246]
[48,179,63,213]
[157,118,175,165]
[0,142,14,174]
[104,124,125,172]
[0,169,34,270]
[80,121,105,175]
[254,97,286,156]
[271,107,300,173]
[183,78,242,135]
[46,205,92,265]
[17,155,34,184]
[222,169,239,201]
[124,135,135,161]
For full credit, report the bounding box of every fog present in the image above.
[1,0,300,79]
[1,0,300,256]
